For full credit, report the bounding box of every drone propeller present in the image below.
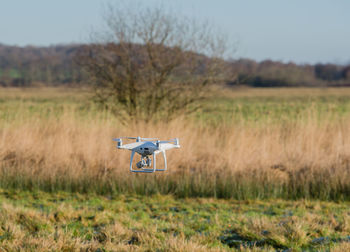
[156,138,179,145]
[118,137,159,141]
[159,138,177,143]
[141,137,159,141]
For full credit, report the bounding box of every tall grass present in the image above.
[1,97,350,200]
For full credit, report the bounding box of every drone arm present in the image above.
[113,138,123,149]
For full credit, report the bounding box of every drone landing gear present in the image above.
[129,151,167,173]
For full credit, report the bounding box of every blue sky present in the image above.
[0,0,349,64]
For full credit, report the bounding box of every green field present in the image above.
[2,87,350,124]
[1,190,350,251]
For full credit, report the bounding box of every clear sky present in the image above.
[0,0,349,64]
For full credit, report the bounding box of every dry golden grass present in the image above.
[1,102,350,199]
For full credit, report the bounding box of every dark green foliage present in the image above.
[1,169,350,201]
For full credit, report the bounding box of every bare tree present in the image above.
[77,4,231,121]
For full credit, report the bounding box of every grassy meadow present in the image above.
[1,87,350,251]
[1,190,350,251]
[1,87,350,200]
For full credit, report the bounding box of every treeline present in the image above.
[0,44,349,87]
[229,59,350,87]
[0,44,85,86]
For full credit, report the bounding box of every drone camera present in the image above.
[136,157,152,169]
[136,161,144,169]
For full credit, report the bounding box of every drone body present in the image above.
[113,137,180,173]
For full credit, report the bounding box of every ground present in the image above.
[1,190,350,251]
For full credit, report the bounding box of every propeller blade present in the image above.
[158,139,177,144]
[120,137,159,140]
[141,137,159,141]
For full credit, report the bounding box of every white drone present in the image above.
[113,137,180,173]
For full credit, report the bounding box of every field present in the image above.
[1,190,350,251]
[1,87,350,250]
[1,87,350,199]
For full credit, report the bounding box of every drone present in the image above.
[113,136,180,173]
